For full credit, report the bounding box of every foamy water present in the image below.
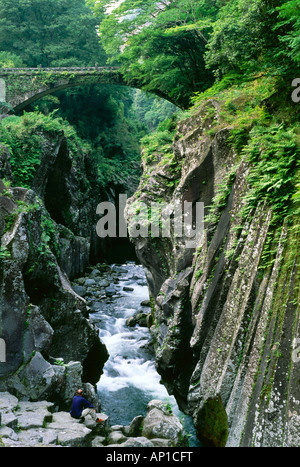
[90,262,200,445]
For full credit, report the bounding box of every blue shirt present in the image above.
[69,395,94,419]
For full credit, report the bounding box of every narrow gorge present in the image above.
[0,0,299,451]
[0,71,299,448]
[125,83,300,447]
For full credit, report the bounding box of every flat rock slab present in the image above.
[0,394,186,448]
[0,392,19,411]
[48,412,92,447]
[14,400,54,430]
[120,437,155,447]
[0,426,19,442]
[17,428,58,446]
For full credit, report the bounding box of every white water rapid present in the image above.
[86,261,199,446]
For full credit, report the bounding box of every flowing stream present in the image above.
[84,261,200,446]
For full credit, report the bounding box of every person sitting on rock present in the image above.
[69,388,101,423]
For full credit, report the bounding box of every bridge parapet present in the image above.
[0,66,119,74]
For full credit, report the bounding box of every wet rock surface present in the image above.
[126,101,300,447]
[0,184,108,403]
[71,263,152,329]
[0,394,187,447]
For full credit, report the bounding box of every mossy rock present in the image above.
[196,395,228,447]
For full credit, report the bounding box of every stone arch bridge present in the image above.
[0,66,178,113]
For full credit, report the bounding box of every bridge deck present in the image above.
[0,66,119,75]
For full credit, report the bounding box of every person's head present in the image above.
[76,389,83,396]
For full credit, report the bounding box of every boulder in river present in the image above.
[126,312,152,328]
[141,400,187,446]
[105,285,117,297]
[72,285,87,297]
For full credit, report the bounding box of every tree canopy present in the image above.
[276,0,300,64]
[90,0,219,107]
[88,0,299,107]
[0,0,106,67]
[0,0,298,189]
[1,0,298,110]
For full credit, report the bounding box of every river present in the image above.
[84,261,200,447]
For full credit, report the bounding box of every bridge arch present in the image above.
[0,67,179,113]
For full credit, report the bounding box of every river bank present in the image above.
[72,261,201,447]
[0,392,187,447]
[0,261,200,447]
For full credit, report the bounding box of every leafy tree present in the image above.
[205,0,284,78]
[0,0,106,67]
[90,0,220,107]
[56,85,143,157]
[0,51,24,68]
[276,0,300,64]
[132,91,178,131]
[89,0,299,104]
[204,0,300,81]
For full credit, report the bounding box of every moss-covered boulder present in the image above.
[195,395,228,447]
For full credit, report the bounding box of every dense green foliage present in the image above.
[0,109,143,191]
[205,0,280,76]
[36,85,177,188]
[89,0,299,107]
[0,0,177,190]
[0,0,106,67]
[190,72,299,233]
[276,0,300,64]
[0,111,90,188]
[90,0,219,107]
[242,123,299,220]
[0,51,24,68]
[0,0,299,221]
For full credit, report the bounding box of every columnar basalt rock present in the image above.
[126,100,300,447]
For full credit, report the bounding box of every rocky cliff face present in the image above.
[0,129,108,408]
[126,99,300,447]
